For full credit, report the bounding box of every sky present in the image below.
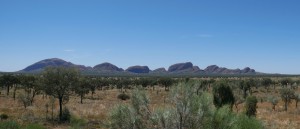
[0,0,300,74]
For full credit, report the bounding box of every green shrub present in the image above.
[0,121,20,129]
[213,81,235,109]
[245,96,258,117]
[0,114,8,120]
[232,114,264,129]
[60,108,71,123]
[117,93,130,101]
[24,123,46,129]
[109,104,134,129]
[69,117,87,129]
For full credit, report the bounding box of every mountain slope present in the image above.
[93,62,123,72]
[21,58,90,72]
[20,58,258,75]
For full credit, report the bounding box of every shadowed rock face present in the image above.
[22,58,90,72]
[193,66,201,71]
[126,66,150,73]
[21,58,257,75]
[168,62,194,72]
[152,68,167,73]
[93,62,123,72]
[204,65,256,74]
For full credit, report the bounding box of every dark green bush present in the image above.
[60,108,71,123]
[213,81,235,109]
[0,121,20,129]
[0,114,8,120]
[70,116,87,129]
[117,93,130,101]
[245,96,258,117]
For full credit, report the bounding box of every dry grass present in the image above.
[1,86,300,129]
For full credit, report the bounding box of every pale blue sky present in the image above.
[0,0,300,74]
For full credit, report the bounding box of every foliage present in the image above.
[294,93,300,108]
[19,75,42,105]
[267,95,279,110]
[261,78,272,91]
[0,121,20,129]
[108,82,264,129]
[213,81,235,109]
[69,117,87,129]
[280,78,292,87]
[117,93,130,101]
[0,74,19,96]
[245,96,258,117]
[158,78,174,91]
[280,88,295,111]
[60,108,71,123]
[75,77,90,104]
[17,92,31,109]
[109,104,135,129]
[239,80,252,99]
[0,114,8,120]
[231,114,264,129]
[42,67,79,122]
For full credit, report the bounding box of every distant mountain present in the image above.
[168,62,194,72]
[21,58,90,72]
[126,66,150,73]
[151,68,167,73]
[20,58,258,75]
[168,62,203,73]
[93,62,123,72]
[204,65,255,74]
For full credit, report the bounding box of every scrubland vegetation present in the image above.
[0,67,300,128]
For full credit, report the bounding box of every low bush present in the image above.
[117,93,130,101]
[69,116,87,129]
[61,108,71,123]
[0,114,8,120]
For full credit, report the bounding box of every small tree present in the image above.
[75,78,90,104]
[158,78,174,91]
[280,88,295,111]
[261,78,272,92]
[17,92,31,109]
[294,93,300,108]
[43,67,79,122]
[213,81,235,109]
[239,80,251,99]
[19,75,42,105]
[267,96,279,111]
[0,74,18,96]
[234,95,244,112]
[245,96,258,117]
[280,78,292,88]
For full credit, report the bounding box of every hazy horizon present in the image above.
[1,0,300,74]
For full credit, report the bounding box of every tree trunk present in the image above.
[13,87,17,100]
[243,90,247,99]
[7,85,9,96]
[235,104,239,112]
[59,97,63,121]
[284,99,288,111]
[30,92,36,105]
[80,95,83,104]
[272,104,275,111]
[296,100,298,108]
[91,92,94,99]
